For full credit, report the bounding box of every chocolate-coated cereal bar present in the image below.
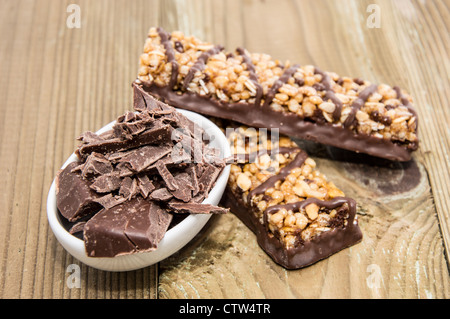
[135,27,419,161]
[221,125,363,269]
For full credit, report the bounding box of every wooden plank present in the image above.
[0,0,448,299]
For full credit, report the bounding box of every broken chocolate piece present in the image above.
[168,202,229,215]
[72,152,113,178]
[155,160,179,191]
[118,176,139,200]
[69,221,86,235]
[149,188,173,202]
[56,162,103,222]
[93,193,127,210]
[84,197,172,257]
[197,163,221,195]
[136,174,155,198]
[90,174,122,193]
[124,200,173,253]
[118,145,172,173]
[83,200,155,257]
[77,121,172,160]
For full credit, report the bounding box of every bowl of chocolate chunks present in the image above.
[47,95,231,272]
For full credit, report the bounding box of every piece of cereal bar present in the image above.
[221,125,362,269]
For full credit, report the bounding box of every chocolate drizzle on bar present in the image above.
[343,84,378,128]
[263,197,356,233]
[263,64,300,108]
[394,86,418,129]
[247,149,307,201]
[157,27,179,89]
[314,67,343,121]
[236,47,263,107]
[182,45,224,90]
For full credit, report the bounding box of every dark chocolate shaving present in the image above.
[168,202,229,215]
[118,144,171,173]
[90,174,122,193]
[69,221,86,235]
[56,162,103,222]
[136,174,155,198]
[77,122,172,160]
[149,187,174,202]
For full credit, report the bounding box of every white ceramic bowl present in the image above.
[47,109,231,272]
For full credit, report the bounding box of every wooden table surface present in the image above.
[0,0,449,299]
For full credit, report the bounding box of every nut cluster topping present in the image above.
[137,27,418,150]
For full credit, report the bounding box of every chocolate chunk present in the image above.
[93,193,127,210]
[74,152,113,178]
[90,174,122,193]
[118,144,172,173]
[84,201,137,257]
[115,162,134,177]
[133,81,174,112]
[168,202,229,214]
[77,122,172,160]
[84,197,173,257]
[113,121,146,139]
[133,83,202,139]
[56,162,103,222]
[124,200,173,252]
[197,163,221,194]
[187,165,200,196]
[136,174,155,198]
[77,131,104,144]
[118,176,139,200]
[172,130,204,163]
[155,161,192,202]
[155,161,178,191]
[69,221,86,235]
[149,188,173,201]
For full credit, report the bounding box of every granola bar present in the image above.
[135,27,419,161]
[221,126,362,269]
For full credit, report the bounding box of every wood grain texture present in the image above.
[0,0,448,299]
